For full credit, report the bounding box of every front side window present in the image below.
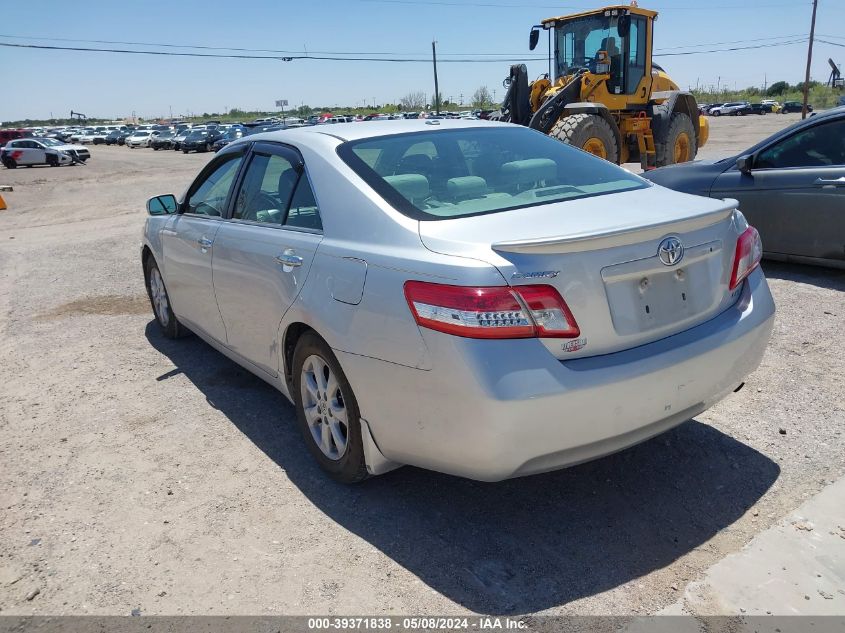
[185,153,244,217]
[755,119,845,169]
[338,127,646,220]
[555,15,622,86]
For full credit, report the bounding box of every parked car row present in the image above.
[698,100,813,116]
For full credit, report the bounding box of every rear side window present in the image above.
[337,127,646,220]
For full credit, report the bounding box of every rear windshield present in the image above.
[337,126,647,220]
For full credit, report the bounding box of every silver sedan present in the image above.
[141,120,775,482]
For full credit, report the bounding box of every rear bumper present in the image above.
[337,268,775,481]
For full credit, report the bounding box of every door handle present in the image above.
[275,250,303,268]
[197,236,214,249]
[814,177,845,188]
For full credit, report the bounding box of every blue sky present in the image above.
[0,0,841,122]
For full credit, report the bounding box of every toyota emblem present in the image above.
[658,236,684,266]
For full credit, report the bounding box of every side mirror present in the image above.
[529,27,540,51]
[147,194,178,215]
[617,15,631,38]
[736,155,753,174]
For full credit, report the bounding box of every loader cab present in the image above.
[543,6,654,102]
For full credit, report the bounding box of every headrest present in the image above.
[446,176,487,200]
[500,158,557,186]
[384,174,430,202]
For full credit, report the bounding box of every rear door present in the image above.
[161,148,246,342]
[24,140,46,165]
[711,115,845,261]
[212,142,323,377]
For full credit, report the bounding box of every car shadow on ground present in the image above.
[146,322,780,615]
[761,260,845,291]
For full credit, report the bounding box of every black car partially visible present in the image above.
[151,131,176,150]
[181,130,222,153]
[106,130,126,145]
[781,101,813,114]
[212,129,245,152]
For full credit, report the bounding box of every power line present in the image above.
[655,33,806,51]
[0,35,812,62]
[0,32,545,57]
[0,41,550,63]
[0,31,810,57]
[656,38,808,56]
[360,0,807,9]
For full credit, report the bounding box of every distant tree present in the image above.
[400,91,427,110]
[471,86,493,109]
[766,81,789,96]
[295,105,313,117]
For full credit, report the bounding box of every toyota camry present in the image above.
[141,120,775,482]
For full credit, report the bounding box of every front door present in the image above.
[161,149,246,342]
[712,116,845,262]
[212,142,324,377]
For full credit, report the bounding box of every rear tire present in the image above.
[3,159,16,169]
[144,258,187,339]
[655,112,697,168]
[549,113,619,163]
[292,333,369,483]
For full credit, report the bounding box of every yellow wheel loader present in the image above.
[495,4,709,169]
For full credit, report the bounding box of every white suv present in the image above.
[1,137,89,168]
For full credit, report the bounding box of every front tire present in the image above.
[47,154,58,167]
[292,333,368,483]
[549,113,619,163]
[655,112,697,167]
[144,258,186,339]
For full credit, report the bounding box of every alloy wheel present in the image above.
[299,354,349,460]
[148,266,170,327]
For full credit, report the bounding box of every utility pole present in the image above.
[802,0,818,120]
[432,41,440,115]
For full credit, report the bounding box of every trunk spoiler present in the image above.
[491,202,736,254]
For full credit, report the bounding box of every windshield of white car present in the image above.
[338,127,647,220]
[38,138,64,146]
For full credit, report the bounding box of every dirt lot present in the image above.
[1,114,843,616]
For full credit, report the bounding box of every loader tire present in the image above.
[550,113,619,163]
[655,112,697,167]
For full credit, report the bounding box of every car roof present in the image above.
[247,118,503,144]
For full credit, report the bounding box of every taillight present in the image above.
[403,281,579,339]
[729,226,763,290]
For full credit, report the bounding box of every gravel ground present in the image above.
[0,114,843,617]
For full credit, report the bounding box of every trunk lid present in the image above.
[418,185,743,359]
